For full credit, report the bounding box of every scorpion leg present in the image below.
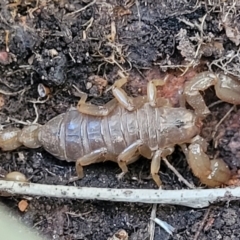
[77,91,118,117]
[181,136,231,187]
[183,71,240,118]
[151,148,174,187]
[147,78,171,107]
[117,140,152,179]
[74,148,111,180]
[112,77,147,111]
[77,77,147,116]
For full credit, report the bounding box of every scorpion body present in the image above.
[40,105,198,163]
[1,71,240,187]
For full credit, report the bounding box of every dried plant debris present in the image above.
[209,48,240,77]
[176,29,224,66]
[220,1,240,46]
[164,0,240,76]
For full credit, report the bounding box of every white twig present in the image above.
[152,217,175,235]
[0,181,240,208]
[149,204,157,240]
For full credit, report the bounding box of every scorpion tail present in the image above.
[0,128,22,151]
[0,124,42,151]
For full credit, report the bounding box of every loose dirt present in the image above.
[1,1,240,239]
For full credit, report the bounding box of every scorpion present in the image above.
[1,71,240,187]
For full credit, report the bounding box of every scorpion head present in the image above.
[160,107,203,146]
[180,111,202,141]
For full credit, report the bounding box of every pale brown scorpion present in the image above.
[1,71,240,187]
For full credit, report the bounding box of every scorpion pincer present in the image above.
[1,71,240,187]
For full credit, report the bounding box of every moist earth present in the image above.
[0,1,240,239]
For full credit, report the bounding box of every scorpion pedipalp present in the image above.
[183,71,240,118]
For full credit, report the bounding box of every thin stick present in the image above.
[162,157,195,189]
[64,0,96,18]
[32,103,39,124]
[193,207,212,240]
[149,203,157,240]
[4,116,31,126]
[208,100,223,109]
[212,105,235,139]
[0,180,240,208]
[0,88,26,96]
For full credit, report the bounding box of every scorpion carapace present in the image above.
[1,71,240,187]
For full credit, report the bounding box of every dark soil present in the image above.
[1,0,240,239]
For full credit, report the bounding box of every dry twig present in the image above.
[193,207,212,240]
[162,157,195,189]
[64,0,96,19]
[0,180,239,208]
[149,203,157,240]
[0,88,27,96]
[151,217,175,235]
[212,105,235,141]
